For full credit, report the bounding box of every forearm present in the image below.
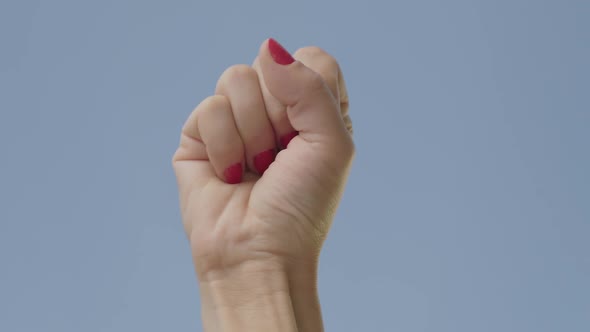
[198,262,299,332]
[288,261,325,332]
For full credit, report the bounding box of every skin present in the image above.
[172,39,354,331]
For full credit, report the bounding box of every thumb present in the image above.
[258,38,350,144]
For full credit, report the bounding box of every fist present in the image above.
[172,39,354,279]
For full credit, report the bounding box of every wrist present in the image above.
[287,258,325,332]
[198,261,298,332]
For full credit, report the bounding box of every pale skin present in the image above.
[172,38,354,331]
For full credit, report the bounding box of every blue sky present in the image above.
[1,0,588,331]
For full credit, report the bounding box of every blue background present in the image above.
[1,0,589,331]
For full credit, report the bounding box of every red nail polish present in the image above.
[253,149,276,174]
[268,38,295,65]
[280,131,298,149]
[224,163,243,184]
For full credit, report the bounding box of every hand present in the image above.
[172,38,354,331]
[173,38,353,276]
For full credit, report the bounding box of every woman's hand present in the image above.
[172,38,354,331]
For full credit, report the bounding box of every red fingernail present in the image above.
[279,131,298,149]
[253,149,276,174]
[268,38,295,65]
[224,163,243,184]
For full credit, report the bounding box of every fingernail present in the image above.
[254,149,276,174]
[280,131,298,149]
[224,163,243,184]
[268,38,295,65]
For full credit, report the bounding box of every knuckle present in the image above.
[294,46,328,58]
[217,64,257,90]
[197,95,229,118]
[294,46,340,69]
[303,70,329,93]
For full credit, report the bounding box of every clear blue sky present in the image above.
[1,0,589,331]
